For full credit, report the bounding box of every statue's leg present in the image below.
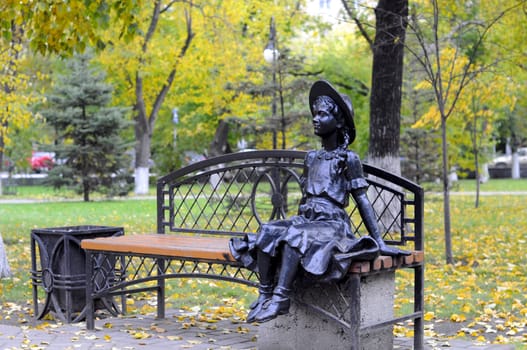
[255,244,300,323]
[246,250,275,323]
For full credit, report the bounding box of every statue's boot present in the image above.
[246,251,275,323]
[246,283,274,323]
[254,286,291,323]
[254,244,299,323]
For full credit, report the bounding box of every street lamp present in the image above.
[264,17,279,150]
[172,107,179,148]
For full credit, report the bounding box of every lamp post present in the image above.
[172,107,179,149]
[264,17,279,150]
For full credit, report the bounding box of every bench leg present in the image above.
[156,258,165,319]
[120,255,127,315]
[414,264,425,350]
[85,251,95,330]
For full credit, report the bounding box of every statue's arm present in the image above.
[351,186,410,256]
[351,189,382,239]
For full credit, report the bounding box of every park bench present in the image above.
[81,149,424,349]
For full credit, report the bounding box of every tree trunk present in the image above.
[0,234,11,278]
[208,120,232,157]
[134,109,152,195]
[0,123,5,196]
[84,181,90,202]
[475,151,480,209]
[512,152,520,179]
[441,115,453,264]
[367,0,408,234]
[368,0,408,175]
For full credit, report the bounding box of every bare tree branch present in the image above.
[341,0,373,48]
[142,0,161,54]
[150,5,195,128]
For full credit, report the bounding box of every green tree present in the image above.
[485,0,527,177]
[407,0,526,263]
[0,15,42,175]
[225,44,316,153]
[95,1,313,189]
[1,0,317,184]
[0,0,140,56]
[42,52,131,202]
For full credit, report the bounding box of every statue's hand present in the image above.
[377,241,411,256]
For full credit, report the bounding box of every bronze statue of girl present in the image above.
[230,80,408,323]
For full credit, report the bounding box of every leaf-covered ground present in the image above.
[396,194,527,348]
[1,192,527,348]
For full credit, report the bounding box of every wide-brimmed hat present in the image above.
[309,80,356,144]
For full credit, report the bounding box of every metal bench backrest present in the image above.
[157,150,423,251]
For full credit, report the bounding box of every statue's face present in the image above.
[312,99,339,137]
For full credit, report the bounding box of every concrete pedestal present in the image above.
[258,271,395,350]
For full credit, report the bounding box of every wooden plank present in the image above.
[81,234,236,262]
[372,255,394,270]
[413,250,425,263]
[381,255,393,269]
[350,261,370,274]
[403,250,425,265]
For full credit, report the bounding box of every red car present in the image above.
[31,151,55,173]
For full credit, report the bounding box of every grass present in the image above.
[4,178,527,201]
[0,184,157,200]
[451,178,527,192]
[1,183,527,346]
[421,178,527,193]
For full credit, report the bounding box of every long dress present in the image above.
[229,149,380,283]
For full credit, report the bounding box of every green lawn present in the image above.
[3,178,527,202]
[0,184,157,200]
[452,178,527,192]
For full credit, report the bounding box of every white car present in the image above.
[489,147,527,168]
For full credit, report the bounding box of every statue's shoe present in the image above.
[254,298,290,323]
[246,294,272,323]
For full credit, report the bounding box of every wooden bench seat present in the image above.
[81,235,237,262]
[82,234,423,273]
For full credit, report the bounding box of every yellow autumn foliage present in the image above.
[0,43,43,151]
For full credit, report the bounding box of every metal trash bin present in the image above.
[30,225,124,323]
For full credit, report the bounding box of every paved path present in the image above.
[0,311,516,350]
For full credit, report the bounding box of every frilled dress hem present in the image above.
[229,197,379,283]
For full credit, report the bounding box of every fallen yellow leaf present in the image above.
[133,332,151,340]
[167,335,183,341]
[424,311,435,321]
